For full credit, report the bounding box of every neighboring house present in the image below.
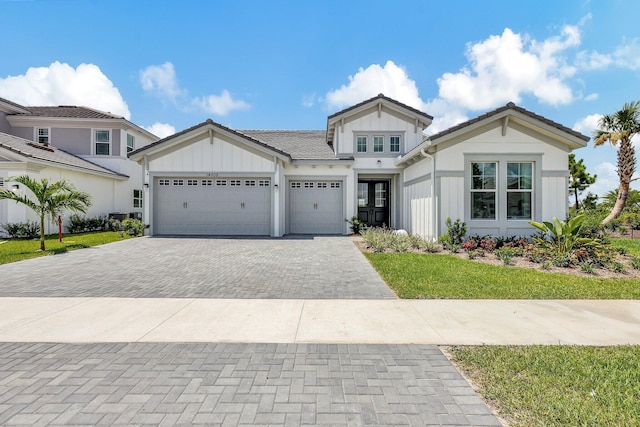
[129,94,589,239]
[0,97,158,234]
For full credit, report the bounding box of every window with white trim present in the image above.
[133,189,143,208]
[0,177,4,188]
[357,136,367,153]
[37,128,50,145]
[317,182,327,189]
[330,182,340,188]
[127,134,135,153]
[245,180,256,186]
[390,136,400,152]
[173,179,184,186]
[202,179,213,186]
[187,179,198,186]
[159,179,170,186]
[304,182,314,188]
[291,182,301,188]
[216,180,227,186]
[506,162,533,219]
[373,136,384,152]
[470,162,496,219]
[258,180,270,187]
[94,130,111,155]
[230,180,241,186]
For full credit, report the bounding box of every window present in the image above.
[245,180,256,186]
[507,162,532,219]
[390,136,400,152]
[202,179,213,186]
[133,189,143,208]
[159,179,170,186]
[187,179,198,186]
[330,182,340,188]
[358,182,368,207]
[127,134,135,153]
[230,180,241,186]
[470,162,496,219]
[37,128,50,145]
[0,177,4,188]
[304,182,314,188]
[216,180,227,186]
[291,182,301,188]
[317,182,327,189]
[173,179,184,186]
[258,180,270,187]
[373,136,384,152]
[94,130,111,155]
[357,136,368,153]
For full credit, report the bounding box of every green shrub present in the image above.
[630,256,640,270]
[580,262,596,275]
[390,235,411,252]
[615,246,628,255]
[66,214,108,233]
[494,247,516,265]
[439,217,467,251]
[122,218,144,236]
[529,215,588,254]
[1,221,40,239]
[609,261,626,274]
[345,216,365,234]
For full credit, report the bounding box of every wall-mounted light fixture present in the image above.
[143,183,149,189]
[11,184,19,191]
[274,184,279,190]
[377,160,382,167]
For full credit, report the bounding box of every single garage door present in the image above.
[154,177,271,235]
[288,180,343,234]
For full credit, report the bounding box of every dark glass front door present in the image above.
[357,180,389,227]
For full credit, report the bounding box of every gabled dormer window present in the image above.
[94,130,111,155]
[127,134,135,153]
[353,133,404,155]
[36,128,50,145]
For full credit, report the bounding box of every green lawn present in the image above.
[365,253,640,299]
[0,232,133,264]
[449,345,640,427]
[610,237,640,256]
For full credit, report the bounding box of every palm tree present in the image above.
[0,175,91,250]
[594,101,640,224]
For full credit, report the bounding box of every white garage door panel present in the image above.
[289,180,343,234]
[154,178,270,235]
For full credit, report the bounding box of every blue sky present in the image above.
[1,0,640,196]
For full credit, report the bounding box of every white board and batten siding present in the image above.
[148,134,277,236]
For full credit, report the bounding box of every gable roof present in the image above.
[16,105,125,120]
[0,97,31,114]
[397,102,590,166]
[429,102,589,144]
[128,119,293,162]
[326,93,433,146]
[0,132,128,179]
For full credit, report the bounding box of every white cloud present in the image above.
[325,61,426,111]
[584,93,598,101]
[0,61,130,119]
[577,39,640,71]
[573,113,601,136]
[589,161,619,197]
[437,26,579,110]
[192,90,250,116]
[140,62,249,116]
[302,93,316,108]
[143,122,176,139]
[139,62,184,102]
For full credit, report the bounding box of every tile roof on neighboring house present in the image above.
[238,130,341,160]
[0,96,30,113]
[0,132,128,179]
[15,105,124,120]
[428,102,590,142]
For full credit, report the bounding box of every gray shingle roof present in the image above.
[0,132,128,179]
[328,93,433,121]
[16,105,124,120]
[238,130,339,160]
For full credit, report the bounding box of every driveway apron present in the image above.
[0,236,395,299]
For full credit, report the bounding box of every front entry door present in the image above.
[357,180,389,227]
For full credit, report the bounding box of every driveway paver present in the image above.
[0,342,501,426]
[0,236,394,299]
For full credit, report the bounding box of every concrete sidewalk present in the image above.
[1,298,638,345]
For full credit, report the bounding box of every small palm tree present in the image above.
[594,101,640,224]
[0,175,91,250]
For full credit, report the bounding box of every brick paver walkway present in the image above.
[0,342,500,426]
[0,237,394,299]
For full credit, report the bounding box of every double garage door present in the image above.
[154,177,344,236]
[288,180,343,234]
[154,177,271,235]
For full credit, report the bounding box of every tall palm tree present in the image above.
[0,175,91,250]
[594,101,640,224]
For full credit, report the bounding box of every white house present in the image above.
[0,97,159,234]
[129,94,589,239]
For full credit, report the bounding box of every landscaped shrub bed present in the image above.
[358,223,640,278]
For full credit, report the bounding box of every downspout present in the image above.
[420,147,437,241]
